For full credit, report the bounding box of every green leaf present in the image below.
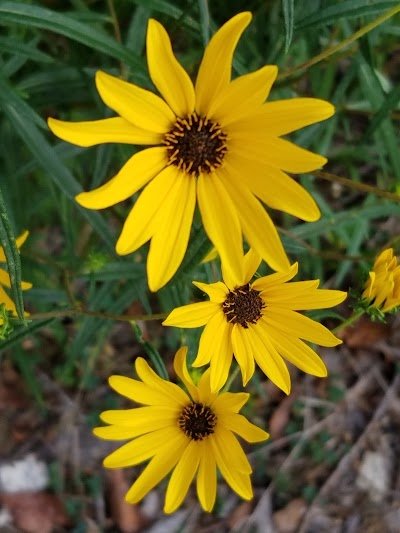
[128,0,199,29]
[0,73,116,252]
[361,84,400,140]
[296,0,399,30]
[357,53,400,181]
[282,0,294,53]
[0,36,54,63]
[0,186,25,322]
[0,318,55,354]
[0,1,145,73]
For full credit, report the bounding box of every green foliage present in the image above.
[0,2,399,504]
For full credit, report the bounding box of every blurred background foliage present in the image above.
[0,0,399,389]
[0,1,400,530]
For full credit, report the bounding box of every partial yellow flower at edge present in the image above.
[93,347,269,514]
[163,250,347,393]
[362,248,400,313]
[47,12,334,292]
[0,231,32,317]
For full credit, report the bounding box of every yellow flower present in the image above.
[362,248,400,313]
[93,347,269,514]
[164,251,347,393]
[48,12,334,292]
[0,231,32,319]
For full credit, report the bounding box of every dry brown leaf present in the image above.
[340,316,390,348]
[107,469,149,533]
[273,498,307,533]
[0,491,69,533]
[227,500,252,529]
[269,394,298,440]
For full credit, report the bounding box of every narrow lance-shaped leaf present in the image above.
[0,1,145,74]
[0,186,25,322]
[0,73,116,252]
[282,0,294,53]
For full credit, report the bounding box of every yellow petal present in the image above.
[47,116,160,147]
[173,346,199,403]
[209,319,234,392]
[0,285,16,314]
[214,427,252,474]
[146,19,195,117]
[266,325,328,377]
[197,369,217,405]
[231,324,255,386]
[0,269,11,288]
[108,375,181,408]
[95,70,175,133]
[76,147,167,209]
[163,301,220,328]
[208,65,278,125]
[135,357,189,405]
[193,280,229,302]
[115,164,178,255]
[227,152,320,222]
[220,412,269,442]
[194,310,230,367]
[211,428,253,499]
[103,426,180,468]
[195,12,252,116]
[164,440,200,513]
[125,432,187,503]
[265,308,342,347]
[197,173,244,288]
[263,286,347,310]
[246,325,291,394]
[100,405,176,427]
[197,441,217,512]
[147,173,196,291]
[243,248,262,284]
[212,391,249,414]
[229,134,327,173]
[16,230,29,250]
[233,98,335,137]
[252,263,298,291]
[219,166,290,272]
[21,281,32,291]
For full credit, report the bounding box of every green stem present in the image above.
[224,364,241,391]
[25,308,167,322]
[279,3,400,79]
[333,308,365,334]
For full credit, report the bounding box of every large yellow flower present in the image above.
[362,248,400,313]
[93,347,269,514]
[164,251,347,393]
[0,231,32,319]
[48,12,333,292]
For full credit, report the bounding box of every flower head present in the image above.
[164,251,347,393]
[362,248,400,313]
[0,231,32,320]
[93,347,269,514]
[48,12,334,291]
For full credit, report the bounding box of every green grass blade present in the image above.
[282,0,294,53]
[0,1,145,73]
[296,0,399,30]
[0,186,25,322]
[0,74,116,252]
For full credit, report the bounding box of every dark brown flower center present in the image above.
[164,113,227,177]
[178,402,217,441]
[222,284,265,328]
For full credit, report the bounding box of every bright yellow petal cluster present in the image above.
[94,347,269,514]
[48,12,334,292]
[0,231,32,321]
[164,250,347,393]
[362,248,400,313]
